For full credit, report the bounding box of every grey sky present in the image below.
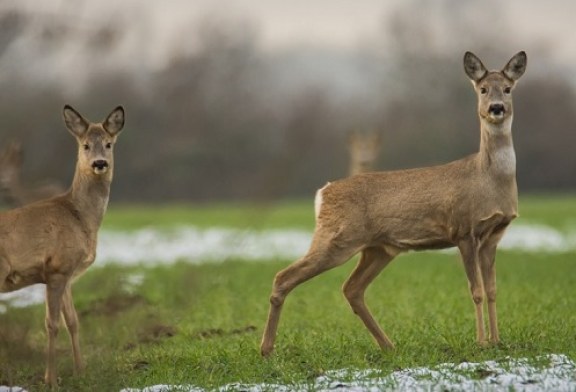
[2,0,575,91]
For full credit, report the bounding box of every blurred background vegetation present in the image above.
[0,0,575,203]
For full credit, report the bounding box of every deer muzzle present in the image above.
[91,160,109,174]
[488,103,505,116]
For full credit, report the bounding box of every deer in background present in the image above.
[348,130,381,176]
[0,140,64,207]
[261,51,527,356]
[0,105,125,386]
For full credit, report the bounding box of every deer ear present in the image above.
[63,105,89,137]
[103,106,124,136]
[463,51,488,83]
[502,51,527,81]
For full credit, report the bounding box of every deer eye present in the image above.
[83,144,90,151]
[504,87,511,94]
[480,87,488,95]
[105,142,112,149]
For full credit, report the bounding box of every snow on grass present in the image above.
[96,222,576,265]
[1,223,575,312]
[2,224,575,391]
[96,226,312,265]
[499,224,573,252]
[0,387,27,392]
[4,354,575,391]
[0,284,45,314]
[117,354,576,392]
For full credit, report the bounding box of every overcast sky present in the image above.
[7,0,576,54]
[2,0,575,90]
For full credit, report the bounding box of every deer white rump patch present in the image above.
[314,183,330,219]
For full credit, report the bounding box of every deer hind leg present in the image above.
[44,274,68,386]
[260,237,360,357]
[342,246,396,350]
[458,239,486,345]
[0,260,10,290]
[479,231,505,344]
[61,283,85,374]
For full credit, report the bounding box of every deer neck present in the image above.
[350,160,369,176]
[69,166,112,231]
[478,116,516,179]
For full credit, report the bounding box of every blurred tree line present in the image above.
[0,0,575,204]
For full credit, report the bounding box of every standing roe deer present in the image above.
[0,140,64,207]
[261,51,527,356]
[0,105,125,386]
[348,130,381,176]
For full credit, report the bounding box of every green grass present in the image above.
[102,194,576,231]
[516,193,576,228]
[103,199,315,231]
[2,195,576,391]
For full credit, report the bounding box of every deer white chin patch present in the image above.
[489,113,505,122]
[93,167,108,175]
[482,110,510,125]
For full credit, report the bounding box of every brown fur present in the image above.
[261,51,527,356]
[0,105,125,386]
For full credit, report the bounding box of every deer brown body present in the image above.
[0,141,63,207]
[0,105,125,386]
[261,51,527,356]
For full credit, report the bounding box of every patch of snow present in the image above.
[0,284,45,313]
[119,354,576,392]
[1,223,574,311]
[500,224,573,252]
[121,387,202,392]
[123,273,146,294]
[0,387,27,392]
[94,223,576,266]
[96,227,311,266]
[1,351,574,391]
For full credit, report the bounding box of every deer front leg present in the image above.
[342,246,395,350]
[479,233,504,344]
[61,283,85,374]
[458,240,486,345]
[44,274,68,386]
[261,240,359,357]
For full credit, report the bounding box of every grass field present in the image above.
[1,195,576,391]
[100,193,576,232]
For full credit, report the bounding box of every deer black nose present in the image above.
[488,103,505,115]
[92,160,108,170]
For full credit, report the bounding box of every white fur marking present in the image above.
[314,183,329,219]
[493,145,516,175]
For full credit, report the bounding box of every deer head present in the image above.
[464,51,527,128]
[63,105,124,177]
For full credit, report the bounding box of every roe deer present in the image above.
[261,51,527,356]
[0,105,125,386]
[348,130,381,176]
[0,140,64,207]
